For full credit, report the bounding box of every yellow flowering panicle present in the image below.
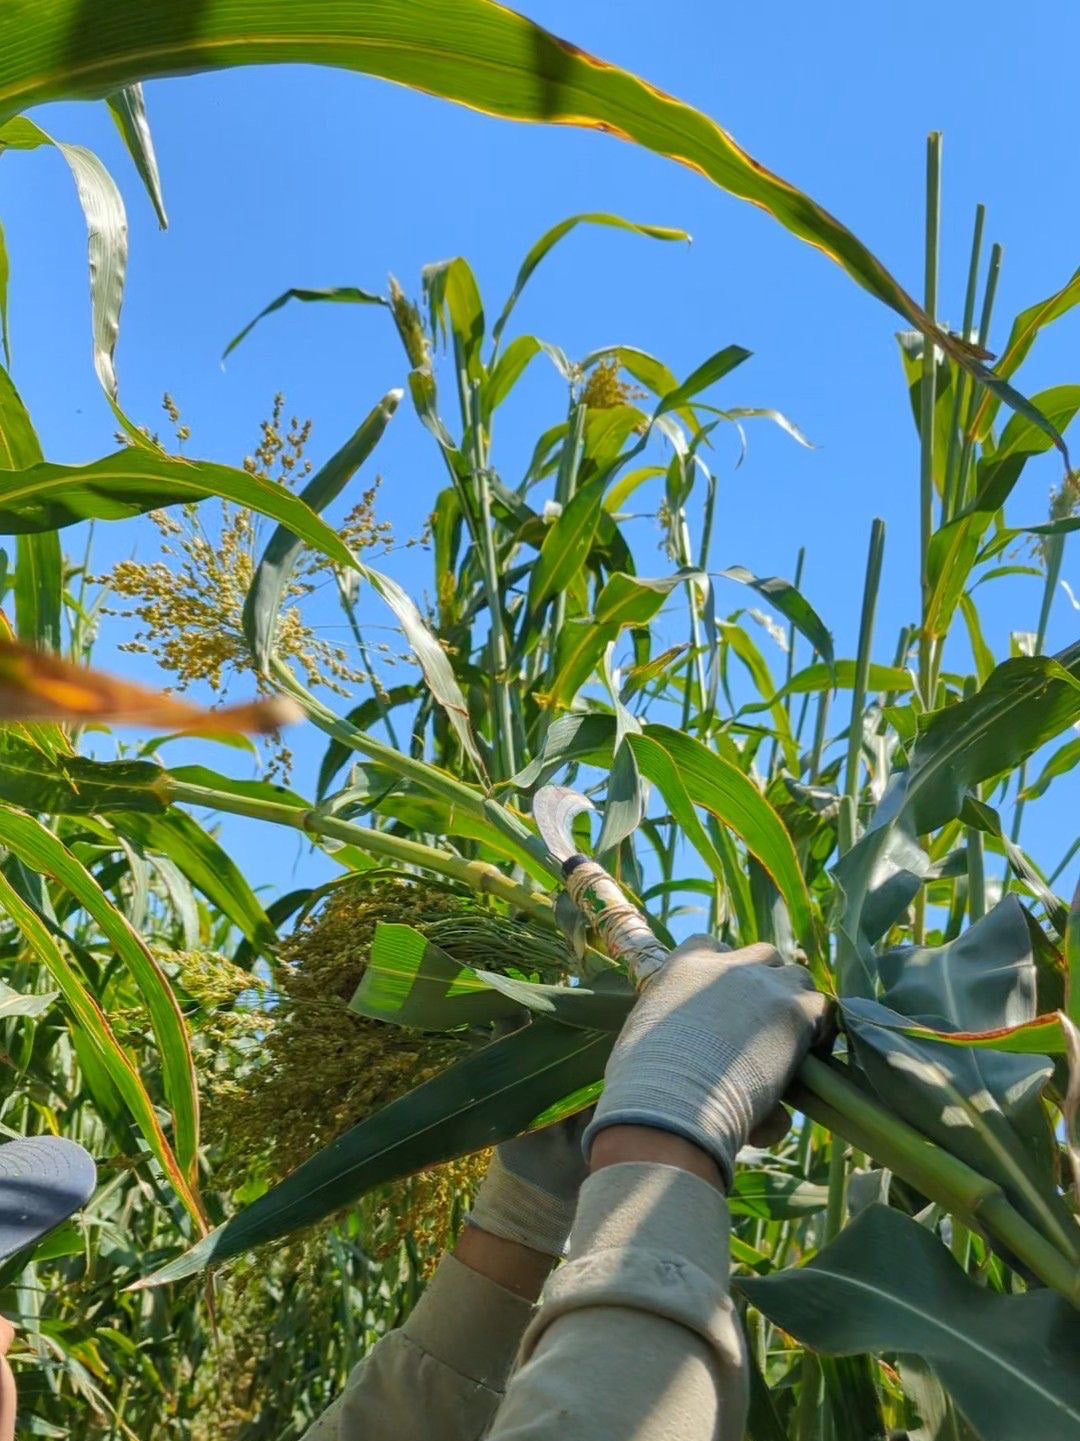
[100,394,400,778]
[202,876,571,1266]
[580,357,644,410]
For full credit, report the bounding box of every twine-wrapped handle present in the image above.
[561,855,669,989]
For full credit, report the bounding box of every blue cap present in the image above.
[0,1137,97,1261]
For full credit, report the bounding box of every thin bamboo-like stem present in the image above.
[469,379,518,789]
[1009,534,1065,854]
[539,400,587,737]
[334,572,401,750]
[941,204,985,524]
[164,776,555,922]
[839,519,886,854]
[955,242,1003,511]
[918,135,942,707]
[769,546,805,780]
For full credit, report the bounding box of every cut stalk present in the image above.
[941,204,985,523]
[792,1057,1080,1306]
[918,133,941,706]
[839,518,885,853]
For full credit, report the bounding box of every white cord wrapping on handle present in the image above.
[562,855,669,989]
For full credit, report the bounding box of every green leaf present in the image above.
[491,213,689,350]
[861,1011,1071,1058]
[138,1019,614,1285]
[0,863,202,1225]
[242,390,401,670]
[110,807,277,954]
[970,265,1080,444]
[843,997,1079,1261]
[0,117,127,405]
[741,1204,1080,1441]
[542,571,695,709]
[718,566,834,671]
[834,642,1080,996]
[352,923,631,1031]
[106,83,167,228]
[527,474,606,615]
[1067,878,1080,1029]
[878,897,1038,1033]
[0,979,58,1019]
[1021,735,1080,802]
[740,660,914,714]
[0,739,167,815]
[655,345,750,416]
[14,533,62,652]
[0,364,40,470]
[0,221,9,368]
[634,725,816,957]
[422,256,485,386]
[727,1168,829,1220]
[925,386,1080,637]
[0,2,1056,441]
[0,805,202,1198]
[0,446,357,570]
[223,285,387,360]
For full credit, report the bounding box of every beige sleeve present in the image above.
[300,1252,535,1441]
[488,1162,748,1441]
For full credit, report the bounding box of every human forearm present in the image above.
[487,1160,747,1441]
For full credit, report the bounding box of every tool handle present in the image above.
[562,855,670,989]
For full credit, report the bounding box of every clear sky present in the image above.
[2,2,1078,919]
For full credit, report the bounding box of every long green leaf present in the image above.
[0,864,204,1225]
[138,1018,614,1285]
[223,285,387,360]
[741,1204,1080,1441]
[0,221,9,368]
[0,373,63,652]
[0,447,357,568]
[634,724,816,957]
[844,997,1079,1260]
[106,83,167,228]
[242,389,400,669]
[0,0,1062,447]
[0,116,126,403]
[109,808,277,954]
[0,805,202,1194]
[352,922,631,1031]
[718,565,834,671]
[925,386,1080,638]
[835,642,1080,996]
[491,213,689,350]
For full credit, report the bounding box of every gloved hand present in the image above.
[583,936,831,1189]
[468,1111,592,1258]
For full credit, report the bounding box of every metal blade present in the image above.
[533,785,595,863]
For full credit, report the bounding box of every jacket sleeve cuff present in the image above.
[403,1252,536,1389]
[517,1161,744,1373]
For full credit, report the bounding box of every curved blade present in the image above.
[533,785,595,864]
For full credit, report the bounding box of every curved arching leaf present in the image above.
[0,0,1063,450]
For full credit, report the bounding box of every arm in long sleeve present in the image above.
[301,1251,536,1441]
[487,1161,748,1441]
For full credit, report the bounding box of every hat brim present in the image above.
[0,1137,97,1262]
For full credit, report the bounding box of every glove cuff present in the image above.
[467,1152,577,1258]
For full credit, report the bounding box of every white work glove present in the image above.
[583,937,831,1189]
[468,1111,592,1258]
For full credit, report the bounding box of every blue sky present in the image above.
[2,2,1078,921]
